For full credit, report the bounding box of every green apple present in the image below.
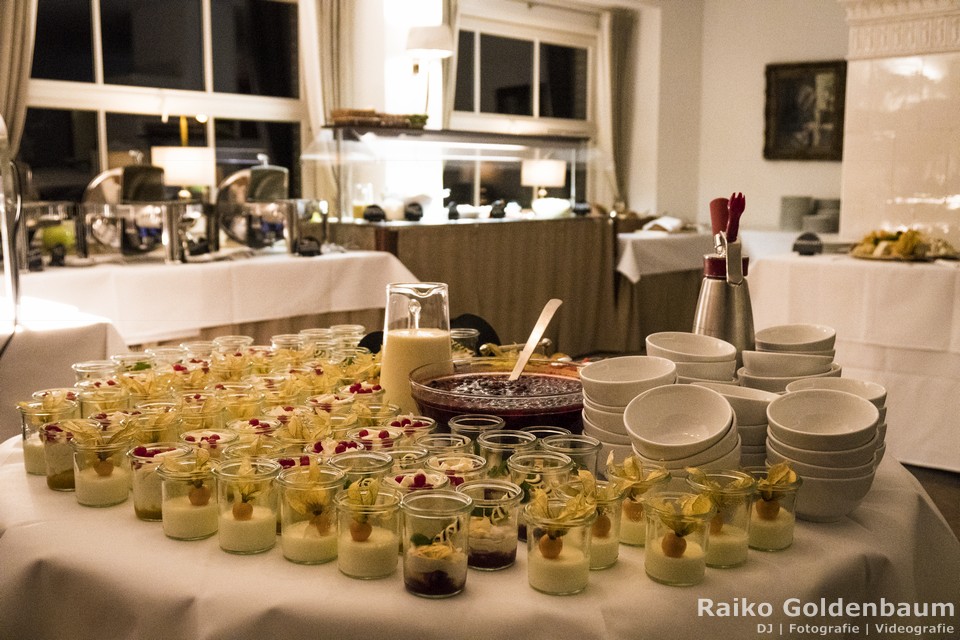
[41,224,76,251]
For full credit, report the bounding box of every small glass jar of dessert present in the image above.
[328,450,393,485]
[346,425,405,451]
[385,446,430,472]
[413,432,473,456]
[330,324,367,348]
[247,373,307,409]
[642,491,716,586]
[179,429,240,460]
[425,452,486,488]
[448,414,505,454]
[558,477,626,570]
[42,420,96,491]
[305,392,356,416]
[18,397,79,475]
[385,469,450,495]
[77,380,130,418]
[477,429,538,479]
[686,468,757,568]
[507,451,575,541]
[277,465,345,564]
[179,392,224,431]
[214,457,282,554]
[540,434,603,476]
[389,415,437,445]
[743,464,801,552]
[456,479,523,570]
[335,481,402,579]
[605,457,670,546]
[354,401,401,428]
[128,442,191,520]
[339,381,385,405]
[209,350,253,383]
[401,489,473,598]
[110,353,157,373]
[73,437,135,507]
[519,425,572,446]
[227,416,281,442]
[524,494,597,595]
[71,359,119,383]
[270,333,311,368]
[180,340,216,360]
[217,390,265,423]
[157,451,220,540]
[129,402,182,443]
[305,437,364,463]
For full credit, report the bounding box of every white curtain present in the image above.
[298,0,353,208]
[591,11,619,210]
[0,0,38,156]
[440,0,460,129]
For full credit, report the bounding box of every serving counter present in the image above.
[0,436,956,640]
[18,251,418,348]
[749,253,960,473]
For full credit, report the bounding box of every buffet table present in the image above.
[749,253,960,473]
[19,251,418,347]
[1,435,956,640]
[612,231,714,353]
[0,297,125,439]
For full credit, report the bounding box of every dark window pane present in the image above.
[101,0,203,90]
[215,119,300,197]
[479,34,532,116]
[539,44,587,120]
[479,160,523,206]
[106,113,209,168]
[211,0,298,98]
[32,0,94,82]
[17,108,98,201]
[453,30,474,112]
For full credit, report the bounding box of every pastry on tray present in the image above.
[849,228,958,261]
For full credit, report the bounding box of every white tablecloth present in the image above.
[616,231,714,283]
[20,251,418,346]
[749,253,960,472]
[0,297,126,439]
[0,435,956,640]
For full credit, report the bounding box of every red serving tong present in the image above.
[727,192,745,242]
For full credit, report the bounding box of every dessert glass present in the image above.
[425,452,486,487]
[744,466,801,551]
[642,491,715,586]
[129,402,182,443]
[77,380,130,417]
[354,401,401,428]
[507,451,575,540]
[71,359,119,382]
[448,413,505,454]
[157,453,219,540]
[385,469,450,495]
[390,415,437,445]
[277,465,344,564]
[477,429,537,479]
[328,450,393,485]
[605,458,670,546]
[18,398,79,475]
[558,479,625,570]
[214,458,282,554]
[386,446,430,472]
[179,429,239,459]
[42,420,98,491]
[335,483,402,579]
[540,434,602,476]
[401,490,473,598]
[413,432,473,455]
[456,479,522,570]
[525,498,596,595]
[128,442,191,520]
[686,469,757,568]
[346,425,405,451]
[73,439,134,507]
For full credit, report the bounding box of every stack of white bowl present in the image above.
[739,324,841,393]
[623,384,741,476]
[692,382,778,467]
[645,331,738,384]
[579,356,677,464]
[766,388,881,522]
[784,377,888,464]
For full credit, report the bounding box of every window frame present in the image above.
[25,0,307,184]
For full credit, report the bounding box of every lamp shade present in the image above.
[151,146,217,187]
[521,159,567,188]
[406,25,454,60]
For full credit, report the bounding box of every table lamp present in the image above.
[151,146,217,202]
[406,25,454,114]
[521,159,569,217]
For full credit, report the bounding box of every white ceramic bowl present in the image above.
[794,470,876,522]
[632,435,742,473]
[692,382,779,426]
[766,447,877,479]
[740,452,767,468]
[785,377,887,409]
[742,350,834,377]
[755,324,837,352]
[624,384,733,460]
[678,375,739,386]
[737,423,768,446]
[645,332,737,363]
[877,421,887,443]
[581,399,626,434]
[766,431,878,468]
[875,441,886,464]
[738,363,842,394]
[582,411,631,445]
[740,443,766,454]
[579,356,677,408]
[767,389,879,451]
[674,359,737,381]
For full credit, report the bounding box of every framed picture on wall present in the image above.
[763,60,847,161]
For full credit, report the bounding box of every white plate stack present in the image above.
[739,324,840,393]
[644,332,738,385]
[765,388,881,522]
[579,356,677,464]
[692,382,778,467]
[624,384,740,476]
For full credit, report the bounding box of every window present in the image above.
[20,0,305,201]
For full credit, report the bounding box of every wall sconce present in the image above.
[151,146,217,201]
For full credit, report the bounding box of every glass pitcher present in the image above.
[379,283,452,414]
